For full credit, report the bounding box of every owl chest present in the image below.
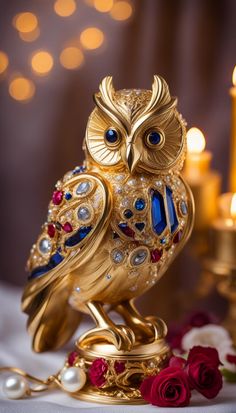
[101,171,189,269]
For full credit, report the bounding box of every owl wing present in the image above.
[22,170,112,352]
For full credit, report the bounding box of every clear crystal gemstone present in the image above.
[131,249,148,266]
[39,238,51,254]
[114,174,125,182]
[155,180,162,187]
[77,206,91,221]
[111,249,124,264]
[121,197,130,207]
[114,185,123,194]
[75,286,81,293]
[127,178,137,186]
[106,274,112,280]
[180,200,188,215]
[76,181,91,195]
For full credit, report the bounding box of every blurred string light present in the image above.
[110,1,133,20]
[0,51,9,75]
[19,27,40,42]
[94,0,114,13]
[54,0,76,17]
[12,12,39,42]
[60,46,84,69]
[80,27,104,50]
[9,76,35,102]
[13,12,38,32]
[31,51,54,76]
[4,1,134,103]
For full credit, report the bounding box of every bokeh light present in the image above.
[232,65,236,86]
[187,127,206,154]
[80,27,104,50]
[19,27,40,42]
[54,0,76,17]
[60,46,84,69]
[110,1,133,21]
[9,76,35,102]
[13,12,38,33]
[0,51,9,75]
[94,0,114,13]
[31,51,54,76]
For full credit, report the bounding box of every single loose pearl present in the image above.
[3,375,29,399]
[60,367,86,393]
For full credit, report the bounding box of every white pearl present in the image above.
[61,367,86,393]
[3,375,29,399]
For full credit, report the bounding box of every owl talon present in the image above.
[78,324,135,351]
[145,316,167,340]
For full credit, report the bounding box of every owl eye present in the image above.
[145,130,164,149]
[104,128,121,147]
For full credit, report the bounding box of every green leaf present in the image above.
[221,368,236,383]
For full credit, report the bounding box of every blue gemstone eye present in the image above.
[147,131,162,146]
[105,128,119,144]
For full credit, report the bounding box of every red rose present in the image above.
[186,347,222,398]
[187,346,221,367]
[140,367,191,407]
[226,354,236,365]
[89,358,108,387]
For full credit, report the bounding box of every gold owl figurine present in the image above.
[22,76,194,357]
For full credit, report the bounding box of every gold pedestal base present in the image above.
[73,339,170,404]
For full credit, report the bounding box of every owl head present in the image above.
[85,75,186,175]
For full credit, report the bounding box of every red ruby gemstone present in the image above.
[47,224,56,238]
[52,190,64,205]
[122,226,135,238]
[63,222,73,233]
[173,230,183,244]
[114,360,126,374]
[68,351,78,366]
[151,248,163,263]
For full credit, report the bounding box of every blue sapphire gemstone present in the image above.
[124,209,133,219]
[65,226,92,247]
[105,129,118,143]
[151,189,167,235]
[135,198,146,211]
[148,131,161,145]
[73,165,86,175]
[166,187,178,233]
[29,265,49,279]
[50,252,64,266]
[65,192,72,200]
[29,252,64,279]
[135,222,145,231]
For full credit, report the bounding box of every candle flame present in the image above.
[186,127,206,154]
[230,193,236,219]
[232,66,236,86]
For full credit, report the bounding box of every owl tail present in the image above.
[22,274,82,352]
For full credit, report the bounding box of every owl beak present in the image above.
[126,143,140,173]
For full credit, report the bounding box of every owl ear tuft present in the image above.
[148,75,177,114]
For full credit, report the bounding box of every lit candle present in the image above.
[183,127,221,233]
[229,66,236,192]
[210,193,236,265]
[206,193,236,343]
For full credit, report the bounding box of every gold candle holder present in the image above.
[205,193,236,344]
[229,66,236,192]
[183,127,221,255]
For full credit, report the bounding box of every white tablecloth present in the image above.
[0,282,235,413]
